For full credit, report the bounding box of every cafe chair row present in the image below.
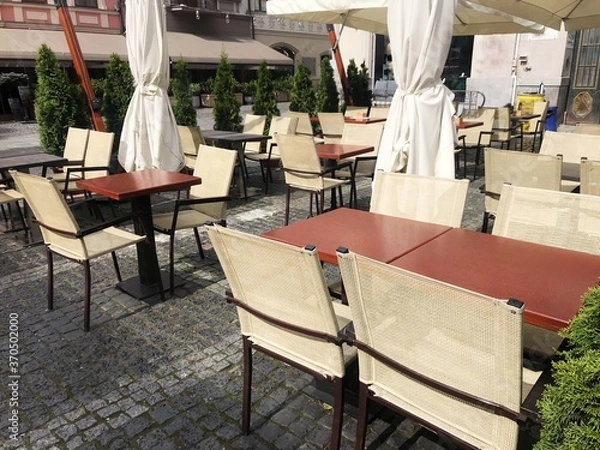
[206,224,542,450]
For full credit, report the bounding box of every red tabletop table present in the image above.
[344,117,386,124]
[262,207,452,265]
[456,120,484,129]
[389,228,600,331]
[316,144,374,161]
[77,169,202,299]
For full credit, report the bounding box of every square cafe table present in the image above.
[389,228,600,332]
[262,207,452,265]
[77,169,202,299]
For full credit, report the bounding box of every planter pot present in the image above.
[244,96,254,105]
[235,92,243,104]
[200,94,215,108]
[8,97,25,122]
[275,91,289,102]
[192,95,200,108]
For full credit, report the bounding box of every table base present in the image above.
[117,271,183,302]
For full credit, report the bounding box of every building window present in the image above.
[254,0,266,12]
[218,0,235,13]
[75,0,98,7]
[302,57,316,76]
[575,28,600,88]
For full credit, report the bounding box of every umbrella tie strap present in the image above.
[141,83,160,96]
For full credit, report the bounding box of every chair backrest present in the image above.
[574,123,600,135]
[190,144,237,220]
[580,159,600,196]
[206,225,347,378]
[492,107,511,141]
[242,114,266,153]
[344,106,369,118]
[317,112,345,138]
[83,130,115,179]
[63,127,90,163]
[368,106,389,119]
[525,101,549,133]
[341,123,385,176]
[484,148,562,215]
[266,116,298,157]
[461,108,496,146]
[286,111,313,136]
[370,172,469,227]
[539,131,600,163]
[10,170,85,256]
[178,125,205,157]
[493,184,600,255]
[277,133,325,191]
[337,250,522,449]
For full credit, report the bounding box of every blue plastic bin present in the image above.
[545,106,557,131]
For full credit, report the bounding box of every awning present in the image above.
[167,32,293,66]
[0,29,292,66]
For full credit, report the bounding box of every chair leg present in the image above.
[481,212,490,233]
[242,336,253,435]
[169,231,176,296]
[83,260,91,332]
[111,251,122,282]
[319,191,325,215]
[330,376,344,450]
[47,248,54,311]
[284,186,291,225]
[354,382,370,450]
[193,227,205,259]
[473,147,481,180]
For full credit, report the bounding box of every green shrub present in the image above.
[534,286,600,449]
[102,54,134,151]
[252,60,279,131]
[34,44,90,156]
[171,59,197,126]
[289,64,316,115]
[212,51,241,131]
[317,56,339,112]
[190,82,201,96]
[347,59,372,107]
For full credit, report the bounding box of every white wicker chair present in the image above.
[482,148,562,232]
[206,225,356,450]
[338,248,531,450]
[153,144,237,294]
[370,172,469,227]
[10,170,145,331]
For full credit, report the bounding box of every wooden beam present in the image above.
[327,24,352,106]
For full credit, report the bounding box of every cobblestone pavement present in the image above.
[0,109,539,449]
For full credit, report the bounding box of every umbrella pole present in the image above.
[327,24,353,106]
[55,0,106,132]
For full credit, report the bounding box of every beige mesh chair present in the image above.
[337,249,531,450]
[336,123,384,206]
[206,225,356,450]
[277,133,352,225]
[10,170,145,331]
[62,130,115,200]
[178,125,205,171]
[241,114,266,156]
[0,186,26,236]
[153,145,236,294]
[522,100,549,151]
[50,127,90,183]
[368,106,390,119]
[491,107,523,150]
[581,159,600,195]
[482,148,562,232]
[244,115,298,193]
[370,172,469,227]
[574,123,600,135]
[286,111,324,144]
[458,107,496,179]
[493,184,600,255]
[317,112,345,143]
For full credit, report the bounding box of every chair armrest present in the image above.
[77,214,135,237]
[176,196,231,207]
[321,160,353,176]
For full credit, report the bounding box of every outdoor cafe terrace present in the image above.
[0,110,581,449]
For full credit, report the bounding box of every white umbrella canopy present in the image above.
[477,0,600,31]
[266,0,545,36]
[118,0,185,173]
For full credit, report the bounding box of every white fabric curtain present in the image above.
[375,0,457,178]
[118,0,184,172]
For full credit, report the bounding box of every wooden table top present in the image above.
[0,153,67,171]
[316,144,374,161]
[0,147,43,159]
[456,120,484,129]
[202,130,270,143]
[390,228,600,331]
[344,117,386,124]
[76,169,201,201]
[262,208,452,265]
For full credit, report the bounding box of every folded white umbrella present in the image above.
[118,0,184,172]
